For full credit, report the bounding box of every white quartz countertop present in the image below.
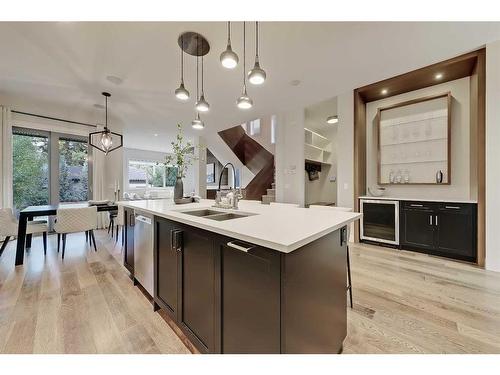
[358,196,477,204]
[118,199,362,253]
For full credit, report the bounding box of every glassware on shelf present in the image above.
[403,169,410,184]
[389,169,395,184]
[395,169,402,184]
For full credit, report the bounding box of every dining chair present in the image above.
[309,205,354,308]
[270,202,300,208]
[107,210,118,238]
[114,205,125,245]
[54,206,98,259]
[0,208,49,256]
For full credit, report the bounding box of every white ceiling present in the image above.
[1,22,500,152]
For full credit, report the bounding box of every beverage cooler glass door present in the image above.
[360,200,399,245]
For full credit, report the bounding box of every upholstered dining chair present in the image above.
[309,205,354,308]
[0,208,49,256]
[54,206,98,259]
[114,205,125,244]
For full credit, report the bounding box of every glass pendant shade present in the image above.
[175,82,190,100]
[191,113,205,129]
[100,131,113,151]
[220,44,239,69]
[248,60,266,85]
[195,93,210,112]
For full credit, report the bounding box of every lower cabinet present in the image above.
[218,239,281,354]
[400,201,477,262]
[123,207,135,274]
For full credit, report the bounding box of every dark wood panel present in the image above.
[401,208,436,250]
[124,208,134,274]
[282,229,346,354]
[178,225,217,353]
[357,50,479,102]
[220,240,281,354]
[154,218,179,319]
[353,90,366,242]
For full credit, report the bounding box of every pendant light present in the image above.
[89,92,123,155]
[191,112,205,129]
[175,34,190,100]
[195,54,210,112]
[248,21,266,85]
[220,21,239,69]
[237,22,253,110]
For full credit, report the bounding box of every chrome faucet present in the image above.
[214,162,242,209]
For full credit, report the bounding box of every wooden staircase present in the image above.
[218,125,275,202]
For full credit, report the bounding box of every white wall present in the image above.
[275,109,305,206]
[365,77,472,201]
[336,91,355,209]
[486,40,500,272]
[243,115,276,154]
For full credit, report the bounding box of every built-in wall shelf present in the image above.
[304,128,331,164]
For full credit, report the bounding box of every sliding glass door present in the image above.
[12,127,92,214]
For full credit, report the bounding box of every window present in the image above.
[12,127,91,214]
[249,119,261,136]
[12,129,49,213]
[207,163,215,183]
[128,160,177,189]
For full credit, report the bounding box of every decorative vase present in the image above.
[174,176,184,199]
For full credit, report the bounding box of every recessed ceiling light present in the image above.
[93,103,105,109]
[326,115,338,124]
[154,133,158,137]
[435,73,443,80]
[106,75,123,85]
[381,89,388,95]
[290,79,301,86]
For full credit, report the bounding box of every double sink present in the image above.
[180,209,256,221]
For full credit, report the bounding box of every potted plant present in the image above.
[165,124,199,200]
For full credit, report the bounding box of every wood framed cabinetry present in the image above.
[123,207,135,274]
[400,201,477,262]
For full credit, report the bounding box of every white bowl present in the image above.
[368,187,386,197]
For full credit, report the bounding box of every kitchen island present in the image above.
[119,199,361,354]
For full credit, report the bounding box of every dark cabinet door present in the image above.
[219,239,281,354]
[436,205,476,261]
[178,225,218,353]
[401,208,435,250]
[124,208,134,274]
[155,217,180,319]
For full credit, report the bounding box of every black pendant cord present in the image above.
[242,21,246,91]
[227,21,231,45]
[201,55,205,95]
[104,95,108,131]
[180,34,184,84]
[196,55,199,101]
[255,21,259,60]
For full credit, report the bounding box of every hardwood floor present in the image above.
[1,232,500,353]
[0,231,190,354]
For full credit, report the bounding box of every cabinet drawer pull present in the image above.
[435,215,438,226]
[410,204,424,207]
[227,240,255,253]
[445,206,461,209]
[429,215,433,225]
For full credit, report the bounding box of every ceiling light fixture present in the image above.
[381,88,388,95]
[195,54,210,112]
[89,92,123,155]
[175,34,190,101]
[220,21,239,69]
[326,115,338,124]
[248,21,266,85]
[191,112,205,129]
[106,75,123,85]
[435,72,443,80]
[237,22,253,110]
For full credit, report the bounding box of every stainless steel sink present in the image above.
[180,209,256,221]
[181,209,223,217]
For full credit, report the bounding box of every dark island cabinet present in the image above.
[123,207,135,274]
[400,201,477,262]
[153,216,347,354]
[218,239,281,354]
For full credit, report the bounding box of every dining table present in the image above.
[15,202,118,266]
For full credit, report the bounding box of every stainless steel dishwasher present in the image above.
[133,211,154,296]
